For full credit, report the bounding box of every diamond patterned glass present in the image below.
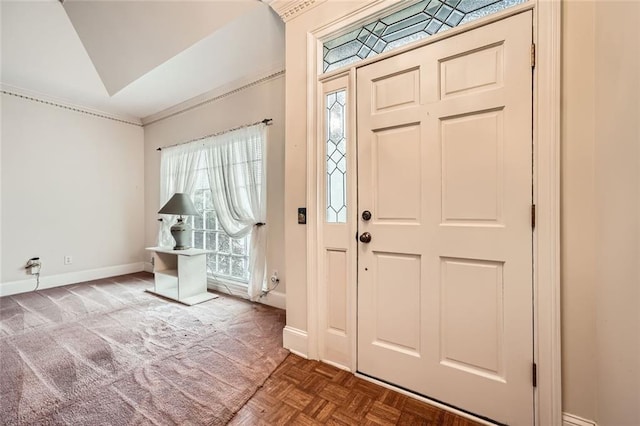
[322,0,526,72]
[326,90,347,223]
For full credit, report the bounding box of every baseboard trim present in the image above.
[321,358,352,372]
[258,290,286,310]
[283,326,308,358]
[207,280,286,310]
[143,262,154,273]
[0,262,145,297]
[563,413,598,426]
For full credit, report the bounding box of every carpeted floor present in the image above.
[0,272,288,425]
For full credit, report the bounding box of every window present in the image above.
[322,0,527,73]
[326,89,347,223]
[189,157,252,284]
[159,123,266,295]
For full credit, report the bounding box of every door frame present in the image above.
[305,1,561,424]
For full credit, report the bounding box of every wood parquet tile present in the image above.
[229,354,483,426]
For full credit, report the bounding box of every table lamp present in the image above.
[158,193,200,250]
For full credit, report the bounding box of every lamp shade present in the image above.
[158,193,200,216]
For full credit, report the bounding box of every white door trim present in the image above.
[304,1,561,424]
[532,1,562,425]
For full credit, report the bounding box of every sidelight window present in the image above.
[326,89,347,223]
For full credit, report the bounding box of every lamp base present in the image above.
[170,217,191,250]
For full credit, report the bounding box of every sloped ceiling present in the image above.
[0,0,284,120]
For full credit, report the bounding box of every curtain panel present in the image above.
[158,123,267,301]
[158,143,203,248]
[203,124,267,301]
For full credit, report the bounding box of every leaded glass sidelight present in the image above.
[323,0,527,72]
[326,90,347,223]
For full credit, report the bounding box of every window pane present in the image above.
[218,255,230,275]
[218,234,230,254]
[206,232,216,251]
[232,257,246,280]
[207,255,217,275]
[205,211,216,230]
[232,238,245,255]
[323,0,527,72]
[194,231,204,249]
[326,89,347,223]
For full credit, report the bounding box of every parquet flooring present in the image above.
[230,353,483,426]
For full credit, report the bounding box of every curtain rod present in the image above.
[156,118,272,151]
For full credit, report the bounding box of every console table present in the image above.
[145,247,216,306]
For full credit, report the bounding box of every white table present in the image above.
[145,247,217,306]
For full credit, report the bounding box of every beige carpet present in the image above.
[0,272,288,425]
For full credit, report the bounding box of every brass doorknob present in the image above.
[359,232,372,243]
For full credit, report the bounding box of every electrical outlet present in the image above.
[64,255,73,265]
[26,257,41,275]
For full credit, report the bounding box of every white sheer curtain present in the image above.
[158,144,203,247]
[204,124,267,300]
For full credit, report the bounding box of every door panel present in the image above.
[326,249,348,334]
[440,257,505,380]
[373,125,422,221]
[357,12,533,425]
[441,109,504,224]
[373,252,422,353]
[372,67,420,112]
[439,43,505,99]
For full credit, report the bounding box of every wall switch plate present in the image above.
[64,256,73,265]
[298,207,306,224]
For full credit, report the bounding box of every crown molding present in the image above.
[0,83,142,127]
[142,65,285,127]
[270,0,326,22]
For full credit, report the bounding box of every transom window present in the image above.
[323,0,526,73]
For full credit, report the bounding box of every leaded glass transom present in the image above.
[326,90,347,223]
[323,0,527,72]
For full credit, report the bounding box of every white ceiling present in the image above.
[0,0,285,121]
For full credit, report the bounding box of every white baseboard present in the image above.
[207,280,285,310]
[143,262,154,273]
[0,262,145,297]
[563,413,598,426]
[321,358,352,372]
[208,279,248,298]
[283,325,308,358]
[257,289,285,310]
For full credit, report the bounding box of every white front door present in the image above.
[357,11,534,424]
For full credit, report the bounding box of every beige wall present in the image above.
[592,1,640,424]
[1,94,144,285]
[562,1,640,424]
[144,75,286,299]
[283,0,640,423]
